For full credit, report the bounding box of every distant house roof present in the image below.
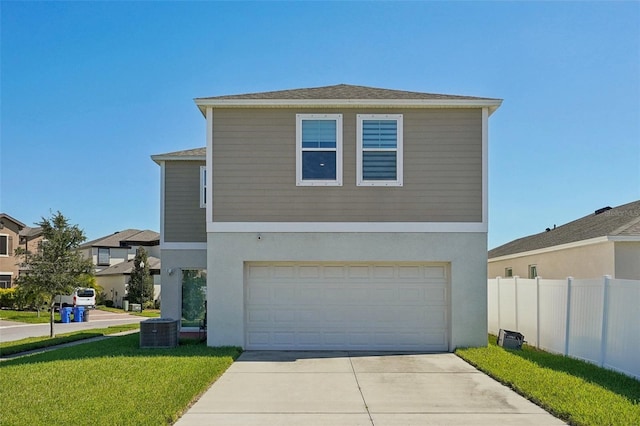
[151,147,205,164]
[0,213,26,229]
[81,229,160,249]
[489,200,640,259]
[95,256,161,276]
[194,84,502,115]
[19,226,43,238]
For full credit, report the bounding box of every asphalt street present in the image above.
[0,309,146,342]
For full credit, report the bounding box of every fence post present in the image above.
[496,276,501,332]
[514,275,519,332]
[536,276,541,349]
[599,275,611,368]
[564,276,573,356]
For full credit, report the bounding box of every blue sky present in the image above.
[1,1,638,249]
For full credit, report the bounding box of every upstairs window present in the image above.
[97,247,110,266]
[0,235,9,256]
[357,114,403,186]
[296,114,343,186]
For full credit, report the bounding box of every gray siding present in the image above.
[164,161,206,242]
[212,108,482,223]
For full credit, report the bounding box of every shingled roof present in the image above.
[489,200,640,259]
[196,84,499,101]
[194,84,502,115]
[95,256,161,275]
[81,229,160,249]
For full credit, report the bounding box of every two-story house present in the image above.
[0,213,44,288]
[153,84,502,351]
[79,229,161,307]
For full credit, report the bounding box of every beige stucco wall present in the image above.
[488,241,616,279]
[614,242,640,279]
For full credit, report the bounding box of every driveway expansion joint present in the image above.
[348,353,376,426]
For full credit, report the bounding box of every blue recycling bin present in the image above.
[73,306,85,322]
[61,307,72,323]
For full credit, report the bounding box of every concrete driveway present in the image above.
[175,351,564,426]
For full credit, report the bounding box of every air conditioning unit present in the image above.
[140,318,179,348]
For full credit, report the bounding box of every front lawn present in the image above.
[0,333,241,425]
[456,336,640,426]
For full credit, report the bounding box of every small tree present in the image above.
[127,247,153,309]
[14,211,93,337]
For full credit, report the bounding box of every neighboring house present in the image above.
[0,213,44,288]
[153,84,502,351]
[488,200,640,280]
[80,229,161,307]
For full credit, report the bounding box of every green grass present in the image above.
[0,333,241,425]
[0,324,140,356]
[0,309,59,324]
[97,305,161,317]
[456,335,640,426]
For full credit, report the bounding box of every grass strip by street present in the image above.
[0,309,60,324]
[0,333,241,425]
[0,323,140,356]
[98,306,161,317]
[455,335,640,426]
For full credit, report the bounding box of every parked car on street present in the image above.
[54,287,96,309]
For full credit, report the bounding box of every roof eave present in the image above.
[194,98,503,117]
[151,154,206,165]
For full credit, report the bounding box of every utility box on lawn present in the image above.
[498,329,524,350]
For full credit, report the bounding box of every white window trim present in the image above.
[200,165,207,208]
[357,114,403,187]
[528,264,538,279]
[296,114,343,186]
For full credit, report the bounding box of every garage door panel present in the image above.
[245,263,449,351]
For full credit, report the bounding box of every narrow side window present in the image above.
[200,166,207,208]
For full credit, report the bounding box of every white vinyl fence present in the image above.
[488,276,640,380]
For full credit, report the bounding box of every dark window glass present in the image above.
[302,151,336,180]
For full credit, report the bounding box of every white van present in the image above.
[54,287,96,309]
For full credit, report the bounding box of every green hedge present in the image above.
[0,288,17,308]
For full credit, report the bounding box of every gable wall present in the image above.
[164,160,206,242]
[211,108,482,223]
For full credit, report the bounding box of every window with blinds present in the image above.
[357,114,403,186]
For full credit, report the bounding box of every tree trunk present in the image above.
[49,301,56,338]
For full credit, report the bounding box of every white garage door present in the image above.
[245,262,449,351]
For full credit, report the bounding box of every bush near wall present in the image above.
[0,288,18,309]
